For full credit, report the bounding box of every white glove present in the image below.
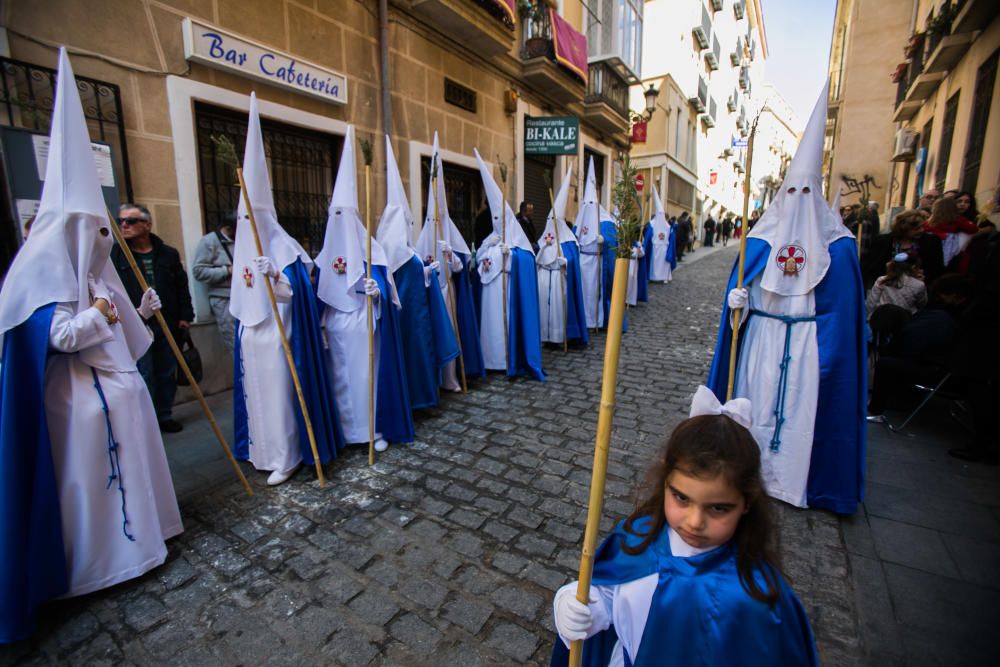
[597,235,605,244]
[727,287,749,310]
[423,261,440,281]
[554,592,595,641]
[500,243,511,256]
[631,247,639,258]
[253,256,278,278]
[636,245,646,258]
[363,278,380,298]
[557,257,568,269]
[87,273,110,303]
[437,240,452,257]
[137,288,162,319]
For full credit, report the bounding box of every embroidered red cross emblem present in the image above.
[543,232,555,245]
[658,232,666,241]
[482,257,493,271]
[242,266,254,288]
[581,226,589,236]
[333,257,347,274]
[776,245,806,275]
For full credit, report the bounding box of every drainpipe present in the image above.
[378,0,392,138]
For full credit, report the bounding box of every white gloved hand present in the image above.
[631,247,639,258]
[137,288,162,319]
[636,245,646,258]
[437,240,452,257]
[500,243,511,256]
[87,273,110,303]
[423,261,440,281]
[363,278,380,298]
[554,592,595,641]
[597,235,605,244]
[253,256,278,278]
[557,257,568,269]
[727,287,749,310]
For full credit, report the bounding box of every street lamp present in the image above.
[629,83,660,126]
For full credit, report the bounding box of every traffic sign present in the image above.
[635,173,645,192]
[732,138,748,148]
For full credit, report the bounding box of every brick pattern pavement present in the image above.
[2,246,861,665]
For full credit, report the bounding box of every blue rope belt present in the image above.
[748,309,816,453]
[90,368,135,541]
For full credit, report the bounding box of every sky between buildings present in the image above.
[760,0,837,126]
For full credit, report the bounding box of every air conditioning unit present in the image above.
[891,128,917,162]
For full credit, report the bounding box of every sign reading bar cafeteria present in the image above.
[524,116,579,155]
[182,18,348,105]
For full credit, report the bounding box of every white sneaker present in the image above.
[267,465,300,486]
[374,438,389,452]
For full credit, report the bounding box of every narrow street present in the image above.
[5,246,862,665]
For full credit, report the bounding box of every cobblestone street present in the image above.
[2,246,861,666]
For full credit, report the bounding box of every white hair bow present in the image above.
[689,386,753,430]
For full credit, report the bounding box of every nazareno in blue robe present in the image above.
[706,237,867,514]
[636,225,652,303]
[507,247,545,381]
[598,219,627,332]
[549,517,818,667]
[0,304,70,643]
[234,258,344,464]
[394,255,460,410]
[440,251,485,379]
[560,240,589,346]
[667,224,678,271]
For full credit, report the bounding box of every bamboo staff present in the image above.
[726,120,758,401]
[568,257,630,667]
[498,160,509,370]
[855,219,863,262]
[362,139,375,466]
[236,170,325,486]
[107,209,253,497]
[547,185,569,352]
[432,156,468,392]
[593,188,602,330]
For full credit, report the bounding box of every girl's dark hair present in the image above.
[621,415,783,606]
[956,190,980,221]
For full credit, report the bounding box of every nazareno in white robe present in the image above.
[45,300,182,597]
[536,242,567,344]
[735,279,820,508]
[579,238,604,329]
[323,275,383,444]
[478,239,509,370]
[649,226,672,282]
[238,273,302,475]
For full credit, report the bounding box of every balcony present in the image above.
[583,61,629,138]
[953,0,993,35]
[705,35,721,70]
[924,32,976,73]
[520,11,586,106]
[733,1,745,20]
[734,160,744,174]
[692,5,712,50]
[405,0,515,57]
[892,31,946,121]
[688,76,708,113]
[727,95,737,112]
[702,97,717,128]
[711,0,724,11]
[738,66,750,91]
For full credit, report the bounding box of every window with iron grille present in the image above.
[0,56,133,201]
[444,78,477,114]
[420,156,482,246]
[961,48,998,194]
[935,92,960,192]
[194,102,341,257]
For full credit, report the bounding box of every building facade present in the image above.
[0,0,646,387]
[631,0,773,230]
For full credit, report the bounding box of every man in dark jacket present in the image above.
[675,212,689,261]
[112,204,195,432]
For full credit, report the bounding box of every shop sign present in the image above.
[732,138,748,148]
[524,116,579,155]
[182,18,348,105]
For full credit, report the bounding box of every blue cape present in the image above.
[549,517,818,667]
[440,252,485,379]
[636,225,651,303]
[369,264,415,442]
[599,220,628,332]
[560,241,589,345]
[393,256,460,410]
[507,247,545,380]
[0,304,69,643]
[667,225,678,270]
[234,258,344,464]
[706,237,867,514]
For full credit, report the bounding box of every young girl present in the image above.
[866,252,927,316]
[551,387,818,666]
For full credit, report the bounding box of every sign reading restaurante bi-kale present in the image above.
[182,18,348,105]
[524,116,579,155]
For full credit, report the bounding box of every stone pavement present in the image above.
[3,244,861,666]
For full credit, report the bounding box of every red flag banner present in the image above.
[550,9,588,84]
[491,0,516,23]
[631,121,648,143]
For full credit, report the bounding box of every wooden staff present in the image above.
[107,210,253,497]
[855,218,863,262]
[593,188,602,330]
[432,159,467,392]
[547,185,568,352]
[568,257,630,667]
[498,163,509,370]
[365,160,375,466]
[726,121,758,401]
[236,170,325,486]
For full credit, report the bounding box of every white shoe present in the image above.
[374,438,389,452]
[442,384,462,393]
[267,465,300,486]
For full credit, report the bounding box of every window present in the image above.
[420,157,482,247]
[586,0,644,80]
[935,92,960,192]
[674,107,683,155]
[961,48,998,193]
[584,147,606,196]
[195,102,341,256]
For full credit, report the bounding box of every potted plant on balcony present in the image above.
[890,62,909,83]
[926,2,957,37]
[903,31,924,58]
[519,0,554,59]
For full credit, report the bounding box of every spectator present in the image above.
[866,252,927,315]
[22,215,34,241]
[193,212,236,351]
[864,209,943,288]
[702,215,716,247]
[748,208,760,231]
[926,196,978,268]
[918,188,940,214]
[721,216,733,246]
[868,202,881,229]
[954,190,980,223]
[675,212,690,261]
[517,201,539,252]
[112,204,194,433]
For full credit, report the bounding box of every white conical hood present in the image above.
[749,80,851,296]
[0,48,149,366]
[230,92,311,327]
[474,148,532,253]
[376,134,417,273]
[537,166,577,264]
[650,185,670,243]
[829,180,842,216]
[416,132,471,288]
[574,156,601,246]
